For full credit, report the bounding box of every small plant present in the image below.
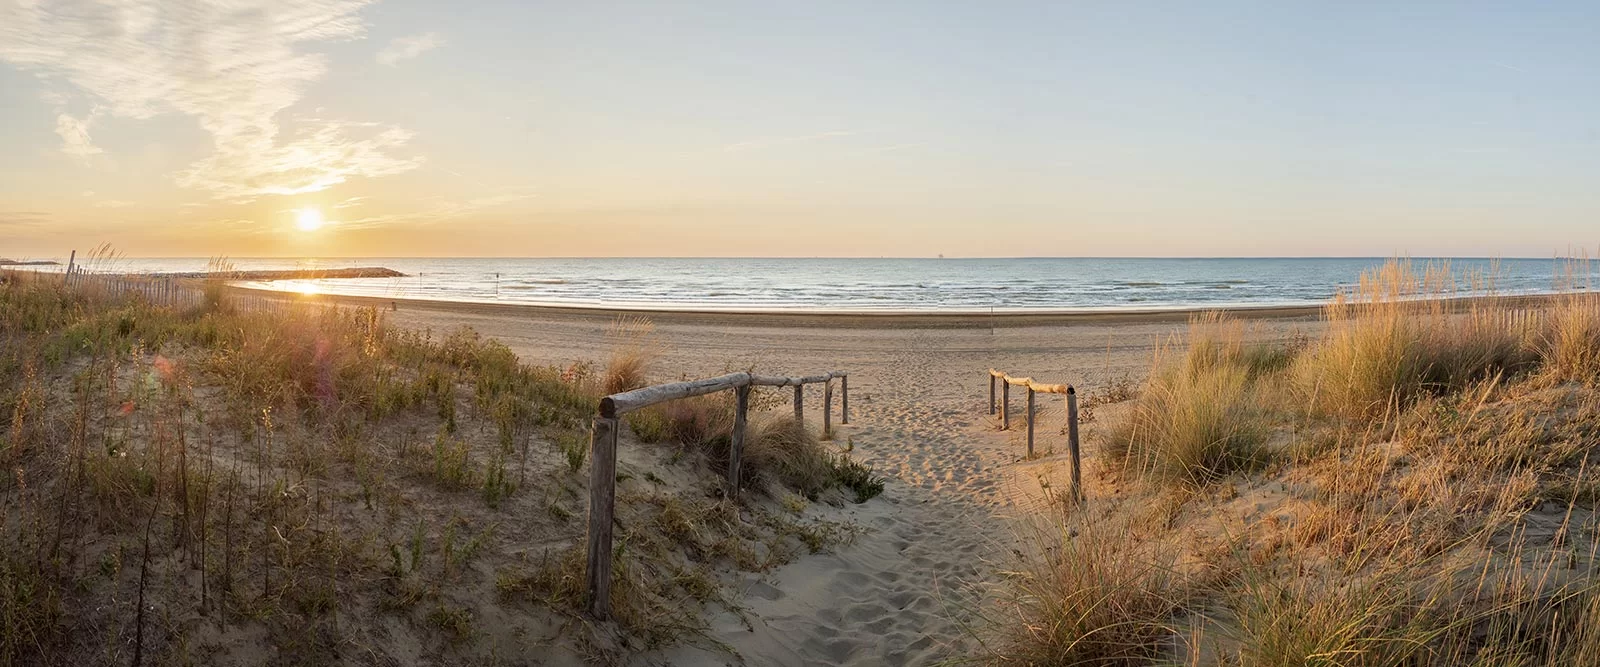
[828,453,885,503]
[558,433,587,473]
[482,451,513,507]
[428,432,474,489]
[427,605,474,643]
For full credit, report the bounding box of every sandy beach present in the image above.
[282,289,1319,664]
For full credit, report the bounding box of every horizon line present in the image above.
[24,254,1595,262]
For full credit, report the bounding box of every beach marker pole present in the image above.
[823,380,833,439]
[1067,387,1082,501]
[988,374,996,415]
[1001,381,1010,430]
[841,375,849,424]
[1026,388,1036,458]
[793,384,804,424]
[729,385,749,496]
[585,417,619,619]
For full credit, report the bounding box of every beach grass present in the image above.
[997,258,1600,666]
[0,268,866,663]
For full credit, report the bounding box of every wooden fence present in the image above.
[587,370,849,619]
[988,369,1082,501]
[53,265,282,313]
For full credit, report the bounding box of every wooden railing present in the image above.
[988,369,1082,501]
[587,370,849,619]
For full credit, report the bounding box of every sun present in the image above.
[296,208,325,232]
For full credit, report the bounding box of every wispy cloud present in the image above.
[336,190,536,230]
[54,112,102,159]
[334,196,369,209]
[723,131,856,152]
[377,32,443,66]
[0,211,51,228]
[849,142,925,156]
[0,0,422,200]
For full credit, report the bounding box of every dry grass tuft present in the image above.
[603,316,658,395]
[744,416,835,498]
[990,517,1189,665]
[1104,314,1275,487]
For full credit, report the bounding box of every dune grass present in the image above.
[1103,314,1278,487]
[0,270,873,663]
[1000,257,1600,666]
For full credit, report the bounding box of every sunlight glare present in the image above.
[296,208,324,232]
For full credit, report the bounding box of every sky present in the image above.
[0,1,1597,259]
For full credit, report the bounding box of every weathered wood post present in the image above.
[585,417,619,619]
[66,250,76,285]
[728,385,749,495]
[1001,380,1010,430]
[823,380,833,439]
[840,375,849,424]
[1067,386,1082,501]
[793,384,803,424]
[989,373,996,415]
[1026,387,1036,459]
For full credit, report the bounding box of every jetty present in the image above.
[155,267,406,281]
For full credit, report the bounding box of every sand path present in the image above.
[666,330,1024,666]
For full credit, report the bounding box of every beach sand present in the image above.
[261,288,1320,665]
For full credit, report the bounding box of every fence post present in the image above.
[585,417,620,619]
[841,375,849,424]
[1067,387,1082,501]
[1026,387,1035,459]
[793,384,803,424]
[66,250,76,284]
[989,374,996,415]
[729,385,749,496]
[1001,381,1010,430]
[823,380,833,439]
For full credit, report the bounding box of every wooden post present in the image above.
[989,374,996,415]
[585,417,619,619]
[1067,387,1082,501]
[841,375,849,424]
[1026,387,1036,459]
[66,250,76,285]
[823,380,833,439]
[729,385,749,496]
[793,384,803,424]
[1001,381,1010,430]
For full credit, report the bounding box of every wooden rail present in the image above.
[988,369,1082,501]
[587,369,849,619]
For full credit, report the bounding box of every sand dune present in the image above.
[348,298,1313,665]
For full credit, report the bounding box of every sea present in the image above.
[30,257,1600,313]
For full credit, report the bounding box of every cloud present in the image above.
[55,112,102,159]
[376,32,442,66]
[335,189,535,230]
[0,0,422,200]
[0,211,51,228]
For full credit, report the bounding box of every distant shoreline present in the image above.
[229,284,1585,330]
